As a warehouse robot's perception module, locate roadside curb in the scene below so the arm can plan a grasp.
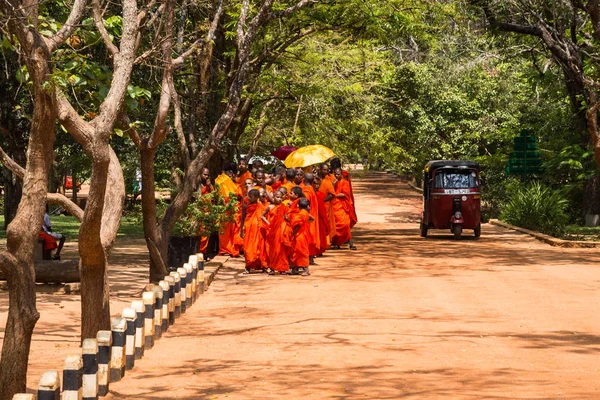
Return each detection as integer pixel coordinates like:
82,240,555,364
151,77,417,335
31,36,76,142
204,256,225,287
489,219,600,248
14,253,228,399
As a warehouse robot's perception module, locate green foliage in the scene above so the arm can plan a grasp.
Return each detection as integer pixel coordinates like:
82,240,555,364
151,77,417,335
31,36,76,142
0,214,145,240
172,188,238,237
500,182,570,237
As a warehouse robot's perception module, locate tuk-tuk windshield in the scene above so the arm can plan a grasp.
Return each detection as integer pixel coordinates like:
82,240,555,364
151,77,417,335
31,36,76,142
434,169,479,189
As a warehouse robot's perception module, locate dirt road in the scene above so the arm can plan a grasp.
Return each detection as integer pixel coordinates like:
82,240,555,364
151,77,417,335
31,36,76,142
101,171,600,399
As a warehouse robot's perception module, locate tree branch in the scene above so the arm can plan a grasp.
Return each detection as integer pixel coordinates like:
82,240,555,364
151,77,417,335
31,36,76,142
48,0,88,52
268,0,315,21
0,143,84,221
92,0,119,56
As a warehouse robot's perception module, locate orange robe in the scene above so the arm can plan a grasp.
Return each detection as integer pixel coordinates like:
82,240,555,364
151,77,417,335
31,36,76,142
342,170,358,228
332,178,352,246
199,185,211,254
242,202,265,270
271,178,285,191
218,192,242,257
301,185,320,256
319,175,337,241
315,191,330,254
236,171,253,195
291,209,310,267
265,204,292,272
281,182,295,196
285,198,300,254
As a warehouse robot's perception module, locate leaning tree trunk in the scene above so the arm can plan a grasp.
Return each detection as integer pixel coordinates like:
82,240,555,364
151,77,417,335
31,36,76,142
0,40,56,400
79,148,125,340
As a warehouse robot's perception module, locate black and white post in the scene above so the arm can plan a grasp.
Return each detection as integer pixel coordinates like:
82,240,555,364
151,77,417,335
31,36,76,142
61,354,82,400
38,371,60,400
82,338,99,400
142,291,155,349
109,317,126,382
176,267,187,314
131,300,145,359
97,330,112,396
159,279,170,332
122,307,136,370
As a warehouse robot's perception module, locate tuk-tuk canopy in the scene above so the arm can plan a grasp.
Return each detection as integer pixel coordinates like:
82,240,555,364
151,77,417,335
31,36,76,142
424,160,480,173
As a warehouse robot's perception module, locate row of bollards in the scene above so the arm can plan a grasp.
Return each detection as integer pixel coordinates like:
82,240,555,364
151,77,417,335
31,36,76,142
15,253,206,400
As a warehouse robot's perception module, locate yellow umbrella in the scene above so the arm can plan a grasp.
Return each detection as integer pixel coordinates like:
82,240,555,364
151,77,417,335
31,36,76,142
215,173,238,197
283,145,335,168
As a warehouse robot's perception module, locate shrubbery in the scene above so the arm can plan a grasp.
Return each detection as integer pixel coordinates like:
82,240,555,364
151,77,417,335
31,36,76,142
500,182,569,237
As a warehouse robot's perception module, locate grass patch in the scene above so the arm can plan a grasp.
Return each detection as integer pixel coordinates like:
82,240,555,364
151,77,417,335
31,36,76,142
562,225,600,242
0,214,146,241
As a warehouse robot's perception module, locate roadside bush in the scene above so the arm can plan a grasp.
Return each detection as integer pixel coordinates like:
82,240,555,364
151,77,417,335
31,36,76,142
500,182,569,237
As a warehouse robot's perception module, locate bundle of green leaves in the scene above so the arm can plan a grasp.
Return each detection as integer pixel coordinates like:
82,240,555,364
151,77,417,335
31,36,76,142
173,187,238,237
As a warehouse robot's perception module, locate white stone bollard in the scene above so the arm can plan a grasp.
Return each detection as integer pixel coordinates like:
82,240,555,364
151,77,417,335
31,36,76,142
152,285,163,339
142,291,155,349
169,272,181,319
131,300,145,359
109,317,126,382
183,263,193,308
82,338,98,400
121,307,136,370
38,371,60,400
96,330,111,396
158,280,170,332
176,267,187,313
61,354,82,400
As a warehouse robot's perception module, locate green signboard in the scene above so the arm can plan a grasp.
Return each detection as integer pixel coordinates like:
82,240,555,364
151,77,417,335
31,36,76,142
506,129,543,175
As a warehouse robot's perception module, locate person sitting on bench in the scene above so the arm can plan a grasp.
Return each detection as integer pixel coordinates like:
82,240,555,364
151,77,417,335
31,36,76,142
39,207,66,260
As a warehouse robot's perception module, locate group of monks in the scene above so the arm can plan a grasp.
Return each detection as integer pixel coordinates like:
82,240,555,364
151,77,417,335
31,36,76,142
199,157,358,275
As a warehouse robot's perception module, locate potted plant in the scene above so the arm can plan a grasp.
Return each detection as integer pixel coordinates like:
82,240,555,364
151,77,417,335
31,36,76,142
167,187,238,270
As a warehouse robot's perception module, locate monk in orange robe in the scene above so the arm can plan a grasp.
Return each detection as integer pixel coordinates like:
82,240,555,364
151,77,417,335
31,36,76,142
301,173,321,258
271,165,287,191
290,198,313,276
314,177,330,255
261,190,291,273
287,186,303,219
318,163,337,243
236,159,253,195
281,168,296,195
197,168,214,255
258,187,270,268
240,189,265,271
217,165,240,257
218,189,243,257
332,167,356,250
254,170,274,203
331,158,357,227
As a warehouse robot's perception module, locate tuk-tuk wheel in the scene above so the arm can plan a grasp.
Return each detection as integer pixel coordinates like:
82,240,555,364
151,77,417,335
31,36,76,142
420,223,428,238
453,224,462,240
474,223,481,238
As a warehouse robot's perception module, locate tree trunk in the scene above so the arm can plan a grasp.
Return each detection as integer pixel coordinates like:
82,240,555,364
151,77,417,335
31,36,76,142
0,260,80,283
0,40,56,400
0,254,39,400
78,147,124,340
3,170,22,229
140,147,169,282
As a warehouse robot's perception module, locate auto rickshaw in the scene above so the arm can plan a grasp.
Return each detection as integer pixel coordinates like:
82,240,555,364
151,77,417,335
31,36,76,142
420,160,481,239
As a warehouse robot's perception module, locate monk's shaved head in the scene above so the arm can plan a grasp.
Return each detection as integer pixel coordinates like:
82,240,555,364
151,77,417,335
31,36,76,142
304,173,314,184
291,186,304,198
286,168,296,180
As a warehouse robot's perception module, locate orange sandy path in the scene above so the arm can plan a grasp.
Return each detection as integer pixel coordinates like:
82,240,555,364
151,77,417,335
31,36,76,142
2,170,600,398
